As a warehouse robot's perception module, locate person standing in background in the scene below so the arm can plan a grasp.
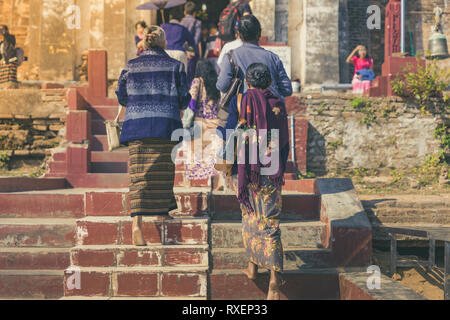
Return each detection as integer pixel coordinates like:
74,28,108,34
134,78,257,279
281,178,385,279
135,21,147,56
161,7,196,74
0,25,18,89
205,24,220,73
346,45,374,94
181,1,203,86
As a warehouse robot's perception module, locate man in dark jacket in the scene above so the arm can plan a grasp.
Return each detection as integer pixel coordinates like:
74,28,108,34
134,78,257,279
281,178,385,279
0,25,17,64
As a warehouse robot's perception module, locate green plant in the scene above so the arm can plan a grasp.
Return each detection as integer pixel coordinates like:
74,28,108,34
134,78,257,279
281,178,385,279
350,98,376,125
391,59,450,109
435,124,450,154
0,151,10,169
328,140,343,149
350,97,367,110
317,107,324,115
298,171,316,179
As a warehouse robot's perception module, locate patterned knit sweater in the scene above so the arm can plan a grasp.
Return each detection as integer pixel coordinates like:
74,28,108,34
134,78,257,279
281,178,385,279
116,47,191,144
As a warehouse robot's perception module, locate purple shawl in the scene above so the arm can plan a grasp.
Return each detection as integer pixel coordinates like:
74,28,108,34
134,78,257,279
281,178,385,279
237,88,290,212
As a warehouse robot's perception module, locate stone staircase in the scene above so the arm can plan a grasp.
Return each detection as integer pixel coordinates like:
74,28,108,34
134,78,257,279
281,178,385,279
0,50,373,300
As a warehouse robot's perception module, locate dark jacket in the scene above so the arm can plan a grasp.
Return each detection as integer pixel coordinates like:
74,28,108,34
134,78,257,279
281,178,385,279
0,33,16,63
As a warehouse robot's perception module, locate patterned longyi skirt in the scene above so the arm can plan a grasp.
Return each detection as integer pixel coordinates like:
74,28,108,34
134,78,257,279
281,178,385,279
128,137,178,217
235,176,284,273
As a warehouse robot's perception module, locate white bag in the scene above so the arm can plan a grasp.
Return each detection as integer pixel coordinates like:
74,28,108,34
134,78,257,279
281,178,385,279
105,106,123,152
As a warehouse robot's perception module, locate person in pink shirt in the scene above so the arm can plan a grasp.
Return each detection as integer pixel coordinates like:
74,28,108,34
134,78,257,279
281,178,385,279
346,45,374,94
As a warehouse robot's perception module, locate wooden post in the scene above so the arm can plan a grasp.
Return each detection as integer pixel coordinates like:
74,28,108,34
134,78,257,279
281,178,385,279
390,233,397,276
428,239,436,271
445,241,449,300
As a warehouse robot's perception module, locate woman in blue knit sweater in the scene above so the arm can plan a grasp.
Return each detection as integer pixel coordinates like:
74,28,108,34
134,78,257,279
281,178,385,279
116,26,191,246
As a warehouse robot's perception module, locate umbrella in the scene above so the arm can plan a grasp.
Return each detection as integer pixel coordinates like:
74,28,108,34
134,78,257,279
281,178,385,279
137,0,186,23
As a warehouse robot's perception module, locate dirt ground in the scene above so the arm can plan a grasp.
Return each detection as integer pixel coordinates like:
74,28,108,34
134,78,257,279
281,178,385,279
372,249,445,300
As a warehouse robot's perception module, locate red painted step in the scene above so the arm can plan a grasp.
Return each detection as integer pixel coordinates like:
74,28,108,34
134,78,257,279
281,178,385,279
91,151,129,163
0,248,70,270
0,270,64,299
209,269,340,300
211,193,321,220
75,217,208,246
91,162,129,174
91,135,108,151
92,119,107,135
88,106,124,122
70,245,208,268
0,219,76,248
0,177,67,193
211,247,334,270
63,267,207,298
65,173,130,188
0,193,84,218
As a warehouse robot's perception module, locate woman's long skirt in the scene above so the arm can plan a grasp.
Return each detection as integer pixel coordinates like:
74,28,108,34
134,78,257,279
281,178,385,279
0,62,18,89
128,137,178,217
235,176,284,272
352,74,371,94
184,118,221,181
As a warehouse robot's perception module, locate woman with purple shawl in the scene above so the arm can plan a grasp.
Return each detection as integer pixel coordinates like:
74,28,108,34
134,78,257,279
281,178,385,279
236,63,290,300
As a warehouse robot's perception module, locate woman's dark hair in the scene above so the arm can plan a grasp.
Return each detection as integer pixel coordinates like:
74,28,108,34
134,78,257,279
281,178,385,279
238,15,261,42
195,59,220,101
246,63,272,90
135,21,147,30
169,7,184,21
355,45,371,59
0,25,8,35
184,1,196,15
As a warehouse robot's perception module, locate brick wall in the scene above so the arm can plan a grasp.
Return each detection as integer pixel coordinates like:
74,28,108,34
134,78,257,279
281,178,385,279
0,88,67,168
287,94,448,176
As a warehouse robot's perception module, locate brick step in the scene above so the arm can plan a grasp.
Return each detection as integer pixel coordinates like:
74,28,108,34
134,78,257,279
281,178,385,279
0,177,67,193
366,208,450,225
209,269,340,300
372,223,450,242
211,220,326,249
91,151,129,163
211,193,320,221
60,296,207,300
91,135,108,151
0,218,76,248
48,161,66,175
92,119,107,135
70,244,208,268
0,192,85,218
76,217,208,246
211,247,334,270
0,270,64,299
65,173,130,188
88,105,124,122
63,266,207,298
360,195,449,209
91,162,129,174
0,248,70,270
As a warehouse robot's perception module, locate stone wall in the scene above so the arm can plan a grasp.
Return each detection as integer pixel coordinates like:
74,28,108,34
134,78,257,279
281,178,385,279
0,88,67,167
287,94,448,176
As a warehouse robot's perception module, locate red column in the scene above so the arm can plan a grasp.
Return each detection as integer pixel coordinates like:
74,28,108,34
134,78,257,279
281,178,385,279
384,0,402,62
88,50,108,100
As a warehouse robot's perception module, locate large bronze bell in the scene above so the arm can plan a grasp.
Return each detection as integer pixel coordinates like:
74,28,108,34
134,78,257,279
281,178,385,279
427,7,449,60
428,33,449,59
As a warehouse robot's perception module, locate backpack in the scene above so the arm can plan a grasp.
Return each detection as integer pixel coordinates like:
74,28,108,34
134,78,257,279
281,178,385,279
15,48,24,66
218,1,243,42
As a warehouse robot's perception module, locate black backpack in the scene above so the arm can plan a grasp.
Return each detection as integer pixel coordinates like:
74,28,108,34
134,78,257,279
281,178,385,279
218,1,243,42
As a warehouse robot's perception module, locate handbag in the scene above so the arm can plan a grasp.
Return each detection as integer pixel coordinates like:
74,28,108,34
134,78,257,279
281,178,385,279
105,106,124,152
217,52,243,122
214,93,245,176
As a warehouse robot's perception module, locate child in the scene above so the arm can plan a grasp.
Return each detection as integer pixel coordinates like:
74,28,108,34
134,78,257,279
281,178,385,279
205,24,220,73
346,45,374,94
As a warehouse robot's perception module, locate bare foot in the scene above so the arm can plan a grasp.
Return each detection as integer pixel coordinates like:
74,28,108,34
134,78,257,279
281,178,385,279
241,262,258,280
267,272,285,300
132,227,146,246
132,216,146,246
